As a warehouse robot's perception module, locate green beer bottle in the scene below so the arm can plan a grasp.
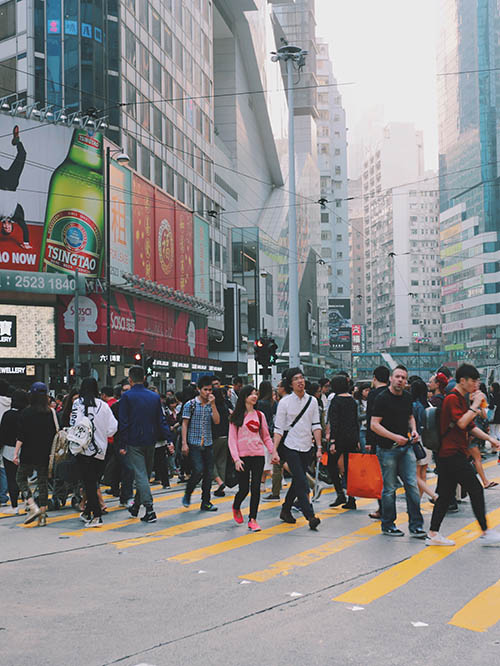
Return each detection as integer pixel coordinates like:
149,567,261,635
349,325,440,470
39,129,104,277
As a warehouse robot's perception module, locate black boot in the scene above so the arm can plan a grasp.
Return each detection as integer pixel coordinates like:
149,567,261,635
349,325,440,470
342,497,357,510
330,494,347,508
280,506,296,524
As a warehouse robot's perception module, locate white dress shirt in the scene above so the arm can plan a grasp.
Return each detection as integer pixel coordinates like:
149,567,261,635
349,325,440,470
274,392,321,452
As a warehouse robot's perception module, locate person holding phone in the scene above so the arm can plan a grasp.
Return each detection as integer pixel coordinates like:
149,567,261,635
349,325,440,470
371,365,426,538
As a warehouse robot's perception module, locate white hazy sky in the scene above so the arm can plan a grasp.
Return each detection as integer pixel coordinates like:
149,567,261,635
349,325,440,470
315,0,439,172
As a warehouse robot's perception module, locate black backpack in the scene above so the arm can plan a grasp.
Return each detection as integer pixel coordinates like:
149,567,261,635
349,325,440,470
422,394,455,453
421,406,441,452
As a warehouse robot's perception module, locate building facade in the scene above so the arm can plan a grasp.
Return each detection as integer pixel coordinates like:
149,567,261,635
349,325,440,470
438,0,500,370
362,123,441,353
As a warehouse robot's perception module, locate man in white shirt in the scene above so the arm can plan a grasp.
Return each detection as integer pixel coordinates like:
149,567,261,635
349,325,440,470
272,368,323,530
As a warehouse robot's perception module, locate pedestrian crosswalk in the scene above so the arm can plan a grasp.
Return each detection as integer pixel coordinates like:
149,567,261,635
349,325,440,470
2,460,500,634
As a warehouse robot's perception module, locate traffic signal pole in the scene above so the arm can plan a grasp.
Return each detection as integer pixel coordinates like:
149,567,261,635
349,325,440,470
73,269,80,380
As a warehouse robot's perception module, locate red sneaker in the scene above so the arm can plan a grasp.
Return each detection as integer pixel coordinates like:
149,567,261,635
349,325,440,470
248,518,261,532
232,507,243,524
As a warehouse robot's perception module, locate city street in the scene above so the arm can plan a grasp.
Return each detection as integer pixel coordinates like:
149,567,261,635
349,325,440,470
2,457,500,666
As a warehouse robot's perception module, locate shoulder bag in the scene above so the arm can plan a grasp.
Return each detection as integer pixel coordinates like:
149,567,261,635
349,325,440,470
48,409,69,479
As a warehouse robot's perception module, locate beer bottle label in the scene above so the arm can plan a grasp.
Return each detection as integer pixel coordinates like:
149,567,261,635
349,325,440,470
43,209,102,275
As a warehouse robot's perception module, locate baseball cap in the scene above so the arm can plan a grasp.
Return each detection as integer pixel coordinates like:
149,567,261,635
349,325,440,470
30,381,48,394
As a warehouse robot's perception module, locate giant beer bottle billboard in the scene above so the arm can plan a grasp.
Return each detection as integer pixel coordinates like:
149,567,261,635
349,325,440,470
39,129,104,277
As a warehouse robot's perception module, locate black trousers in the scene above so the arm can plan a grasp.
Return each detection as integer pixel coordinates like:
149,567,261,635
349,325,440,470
154,445,170,486
76,456,103,518
430,453,487,532
283,446,315,520
3,457,19,508
233,456,265,520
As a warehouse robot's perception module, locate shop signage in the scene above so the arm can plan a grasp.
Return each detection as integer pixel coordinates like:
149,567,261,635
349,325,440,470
0,315,16,347
0,270,85,295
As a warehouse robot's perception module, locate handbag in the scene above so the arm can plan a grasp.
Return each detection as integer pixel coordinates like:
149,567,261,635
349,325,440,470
346,453,383,499
412,441,427,461
278,396,313,459
48,409,69,479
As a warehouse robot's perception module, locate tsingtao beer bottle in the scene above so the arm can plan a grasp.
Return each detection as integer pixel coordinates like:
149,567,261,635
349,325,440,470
39,129,104,277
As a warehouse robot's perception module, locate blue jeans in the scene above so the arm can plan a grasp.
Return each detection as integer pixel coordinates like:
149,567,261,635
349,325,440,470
127,445,155,509
185,445,214,506
0,464,9,503
377,445,423,531
359,429,367,453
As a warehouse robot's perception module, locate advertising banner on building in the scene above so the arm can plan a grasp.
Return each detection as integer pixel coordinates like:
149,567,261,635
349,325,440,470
193,215,209,301
328,298,352,352
154,189,176,288
351,324,366,353
0,304,55,359
132,174,155,280
58,293,208,359
109,159,133,284
0,116,106,277
175,203,194,295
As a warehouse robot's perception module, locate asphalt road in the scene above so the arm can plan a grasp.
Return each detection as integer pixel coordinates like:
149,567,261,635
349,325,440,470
2,456,500,666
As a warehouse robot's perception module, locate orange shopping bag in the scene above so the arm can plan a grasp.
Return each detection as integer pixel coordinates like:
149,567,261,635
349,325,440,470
346,453,383,499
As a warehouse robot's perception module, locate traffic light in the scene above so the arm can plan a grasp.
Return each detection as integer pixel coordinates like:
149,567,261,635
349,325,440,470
145,356,154,375
268,338,278,365
134,351,142,363
69,367,76,378
254,337,279,367
254,338,267,365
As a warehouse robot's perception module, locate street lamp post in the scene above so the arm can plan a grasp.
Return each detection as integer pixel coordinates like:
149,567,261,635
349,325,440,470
105,146,129,384
271,44,308,368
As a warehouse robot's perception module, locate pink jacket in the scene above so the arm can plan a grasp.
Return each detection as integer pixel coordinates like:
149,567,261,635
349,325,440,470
228,410,274,462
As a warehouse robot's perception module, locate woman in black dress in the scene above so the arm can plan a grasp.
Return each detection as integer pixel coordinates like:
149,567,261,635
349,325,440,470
327,374,360,510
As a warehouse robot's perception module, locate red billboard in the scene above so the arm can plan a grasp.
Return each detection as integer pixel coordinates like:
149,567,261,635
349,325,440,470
58,292,208,359
132,174,155,280
154,189,176,287
175,203,194,295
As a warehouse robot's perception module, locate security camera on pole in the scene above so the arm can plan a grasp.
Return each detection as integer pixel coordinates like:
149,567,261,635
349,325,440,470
271,43,308,368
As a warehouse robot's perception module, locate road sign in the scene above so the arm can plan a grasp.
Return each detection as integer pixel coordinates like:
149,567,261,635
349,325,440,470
0,270,86,295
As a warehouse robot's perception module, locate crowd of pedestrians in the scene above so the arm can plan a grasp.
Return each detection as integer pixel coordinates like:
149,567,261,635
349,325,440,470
1,362,500,547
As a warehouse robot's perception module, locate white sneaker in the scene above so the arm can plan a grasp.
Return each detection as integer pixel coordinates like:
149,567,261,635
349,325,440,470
84,517,103,528
24,503,42,525
479,530,500,547
1,506,19,515
425,533,455,547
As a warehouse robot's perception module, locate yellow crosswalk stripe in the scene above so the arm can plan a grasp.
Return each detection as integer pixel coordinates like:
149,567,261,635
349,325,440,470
168,498,374,564
61,491,242,536
239,502,432,582
64,486,332,538
334,499,500,606
448,578,500,632
21,488,197,529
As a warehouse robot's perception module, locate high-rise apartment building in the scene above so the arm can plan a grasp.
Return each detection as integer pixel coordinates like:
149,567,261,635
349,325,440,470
438,0,500,368
316,40,349,301
362,123,441,352
348,177,365,326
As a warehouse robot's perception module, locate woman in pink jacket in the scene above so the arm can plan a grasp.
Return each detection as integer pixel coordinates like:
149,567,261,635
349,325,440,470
229,385,274,532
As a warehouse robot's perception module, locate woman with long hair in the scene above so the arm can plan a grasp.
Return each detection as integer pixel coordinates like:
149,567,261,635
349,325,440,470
70,377,117,527
59,388,79,428
0,389,28,514
211,387,230,497
14,383,56,526
327,375,359,510
228,385,274,532
411,380,438,502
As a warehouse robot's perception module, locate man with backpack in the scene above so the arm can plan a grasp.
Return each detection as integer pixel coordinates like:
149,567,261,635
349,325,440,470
119,366,172,523
426,364,500,547
181,375,220,511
